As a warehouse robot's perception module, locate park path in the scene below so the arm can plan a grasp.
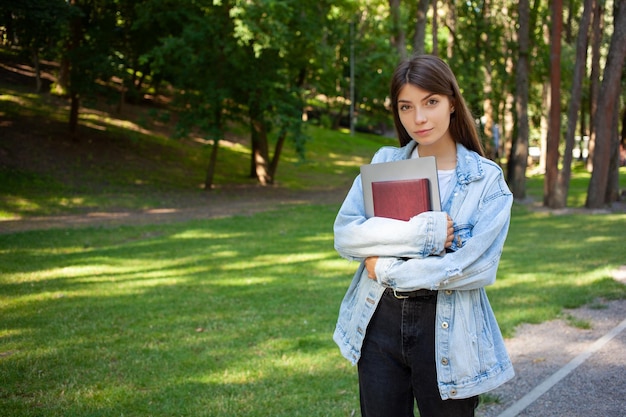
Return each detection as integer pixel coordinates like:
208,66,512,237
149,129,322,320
2,187,624,235
0,187,348,234
477,293,626,417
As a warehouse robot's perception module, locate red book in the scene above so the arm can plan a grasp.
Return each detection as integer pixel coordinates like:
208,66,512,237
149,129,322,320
371,178,431,221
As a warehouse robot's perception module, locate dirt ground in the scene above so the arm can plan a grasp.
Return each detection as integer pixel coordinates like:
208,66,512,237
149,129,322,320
0,186,348,234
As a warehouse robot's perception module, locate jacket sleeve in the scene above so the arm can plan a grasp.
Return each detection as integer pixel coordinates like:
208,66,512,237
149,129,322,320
374,174,512,291
333,173,449,261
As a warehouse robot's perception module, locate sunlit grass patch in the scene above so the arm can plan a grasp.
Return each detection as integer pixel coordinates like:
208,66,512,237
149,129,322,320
2,202,625,415
491,208,626,337
1,205,360,415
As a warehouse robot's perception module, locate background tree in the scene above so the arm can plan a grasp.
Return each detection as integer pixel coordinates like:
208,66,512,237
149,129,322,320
544,0,563,208
586,0,626,208
144,0,240,189
225,0,338,185
0,0,68,92
413,0,430,54
586,0,604,172
556,0,593,208
508,0,531,199
57,0,124,140
2,0,623,195
350,2,400,133
389,0,407,59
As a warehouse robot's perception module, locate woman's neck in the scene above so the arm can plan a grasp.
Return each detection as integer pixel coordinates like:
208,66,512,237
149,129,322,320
415,140,457,170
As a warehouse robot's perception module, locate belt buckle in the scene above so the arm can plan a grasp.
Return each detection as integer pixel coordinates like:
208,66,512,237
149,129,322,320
393,289,410,299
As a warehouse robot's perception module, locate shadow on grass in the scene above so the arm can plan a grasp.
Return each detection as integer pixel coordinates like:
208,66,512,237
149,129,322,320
0,205,360,416
489,207,626,337
1,204,625,415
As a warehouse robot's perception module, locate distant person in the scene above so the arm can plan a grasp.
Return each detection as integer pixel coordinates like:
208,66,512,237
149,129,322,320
493,123,500,158
332,55,514,417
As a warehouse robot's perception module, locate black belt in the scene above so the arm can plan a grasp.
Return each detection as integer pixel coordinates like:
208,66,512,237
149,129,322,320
385,287,437,299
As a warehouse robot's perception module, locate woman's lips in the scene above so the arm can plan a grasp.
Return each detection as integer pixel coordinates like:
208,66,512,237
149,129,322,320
414,128,432,136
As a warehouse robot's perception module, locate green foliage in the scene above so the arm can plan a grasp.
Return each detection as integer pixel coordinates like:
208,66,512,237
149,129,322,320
0,78,394,218
0,0,68,58
62,2,121,97
2,0,621,189
275,125,395,189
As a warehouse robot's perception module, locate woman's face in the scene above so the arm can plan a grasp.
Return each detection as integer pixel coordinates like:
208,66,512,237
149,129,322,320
397,84,455,148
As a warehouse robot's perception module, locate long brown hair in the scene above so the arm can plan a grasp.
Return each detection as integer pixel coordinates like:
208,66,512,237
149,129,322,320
390,55,485,156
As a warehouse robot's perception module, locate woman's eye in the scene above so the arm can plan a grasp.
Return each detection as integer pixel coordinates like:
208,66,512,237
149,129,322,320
399,104,411,111
427,99,439,106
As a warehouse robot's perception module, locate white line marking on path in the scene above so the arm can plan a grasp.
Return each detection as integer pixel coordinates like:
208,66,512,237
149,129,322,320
496,316,626,417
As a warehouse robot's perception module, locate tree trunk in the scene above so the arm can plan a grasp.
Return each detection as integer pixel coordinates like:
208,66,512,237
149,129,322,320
432,1,438,56
481,0,494,158
3,10,15,44
537,85,548,174
622,108,626,146
579,102,587,161
268,129,287,181
204,108,223,190
482,64,495,158
606,107,620,202
204,138,220,190
69,92,80,141
564,0,575,43
508,0,530,200
55,57,70,95
503,87,515,168
544,0,563,208
249,92,271,185
586,0,626,208
117,83,126,114
249,137,257,178
586,0,603,172
554,0,593,208
250,123,271,185
414,0,430,55
389,0,406,59
32,50,42,93
65,0,82,138
445,2,456,58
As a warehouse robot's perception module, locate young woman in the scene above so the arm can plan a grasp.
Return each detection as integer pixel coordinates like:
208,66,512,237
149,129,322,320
333,55,514,417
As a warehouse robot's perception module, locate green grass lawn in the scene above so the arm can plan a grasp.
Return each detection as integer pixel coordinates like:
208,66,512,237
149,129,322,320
1,200,625,416
1,64,626,415
1,205,359,416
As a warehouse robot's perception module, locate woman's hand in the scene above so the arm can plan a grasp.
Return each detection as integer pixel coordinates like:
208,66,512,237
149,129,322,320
445,215,454,249
365,256,379,280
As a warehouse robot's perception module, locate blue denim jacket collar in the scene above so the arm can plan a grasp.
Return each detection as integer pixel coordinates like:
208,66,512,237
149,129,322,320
398,140,484,184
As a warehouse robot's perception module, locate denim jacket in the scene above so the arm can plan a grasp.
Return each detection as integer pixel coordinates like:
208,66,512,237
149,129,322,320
333,141,515,400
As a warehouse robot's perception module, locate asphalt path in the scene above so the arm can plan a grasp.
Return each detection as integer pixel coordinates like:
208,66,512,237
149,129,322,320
478,295,626,417
498,316,626,416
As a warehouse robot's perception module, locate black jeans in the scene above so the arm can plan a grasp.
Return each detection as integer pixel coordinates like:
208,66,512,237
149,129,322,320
358,289,478,417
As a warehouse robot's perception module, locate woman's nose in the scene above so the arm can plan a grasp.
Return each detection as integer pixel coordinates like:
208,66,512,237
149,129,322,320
415,108,427,124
